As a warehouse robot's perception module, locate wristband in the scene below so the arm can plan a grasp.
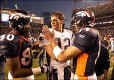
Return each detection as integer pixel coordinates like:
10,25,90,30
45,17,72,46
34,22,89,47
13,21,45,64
53,46,62,58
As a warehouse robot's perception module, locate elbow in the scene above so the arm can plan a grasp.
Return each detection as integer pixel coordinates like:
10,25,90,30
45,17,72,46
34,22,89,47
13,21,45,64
57,53,68,62
10,70,22,78
10,71,19,78
57,57,67,62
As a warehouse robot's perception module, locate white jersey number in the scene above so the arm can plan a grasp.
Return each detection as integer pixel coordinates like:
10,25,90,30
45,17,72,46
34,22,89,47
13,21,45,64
56,38,70,50
0,34,14,41
21,48,32,66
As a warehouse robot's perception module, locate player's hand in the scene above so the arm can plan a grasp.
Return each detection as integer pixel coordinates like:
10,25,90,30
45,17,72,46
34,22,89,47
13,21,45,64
42,25,57,47
41,64,48,73
38,33,50,47
32,67,41,74
42,25,54,42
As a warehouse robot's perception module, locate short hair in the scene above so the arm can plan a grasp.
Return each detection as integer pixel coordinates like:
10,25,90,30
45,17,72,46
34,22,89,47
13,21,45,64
51,11,64,21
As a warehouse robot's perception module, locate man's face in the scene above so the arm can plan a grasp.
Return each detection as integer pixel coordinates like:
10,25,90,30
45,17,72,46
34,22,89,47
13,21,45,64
51,15,62,31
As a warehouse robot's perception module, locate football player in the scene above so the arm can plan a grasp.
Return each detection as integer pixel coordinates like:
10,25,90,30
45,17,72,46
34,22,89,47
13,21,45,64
0,9,44,80
42,9,101,80
49,11,74,80
39,11,74,80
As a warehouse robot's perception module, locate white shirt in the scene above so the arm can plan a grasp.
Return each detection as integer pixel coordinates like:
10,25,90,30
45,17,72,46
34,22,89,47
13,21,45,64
49,28,74,68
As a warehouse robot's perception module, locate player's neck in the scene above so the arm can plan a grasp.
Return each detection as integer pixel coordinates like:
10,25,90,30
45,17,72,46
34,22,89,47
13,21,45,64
55,26,63,32
52,27,63,32
55,28,63,32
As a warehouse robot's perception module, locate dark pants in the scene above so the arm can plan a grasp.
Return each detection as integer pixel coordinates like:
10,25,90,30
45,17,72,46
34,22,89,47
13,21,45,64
48,66,71,80
111,67,114,80
0,61,5,80
64,66,71,80
48,69,58,80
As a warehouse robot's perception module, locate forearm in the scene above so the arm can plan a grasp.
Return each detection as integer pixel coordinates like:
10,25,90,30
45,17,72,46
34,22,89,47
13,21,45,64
57,50,70,62
10,68,33,78
45,45,67,62
45,45,56,59
45,45,81,63
45,46,67,63
6,58,32,77
6,57,41,78
9,67,41,78
57,46,82,62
